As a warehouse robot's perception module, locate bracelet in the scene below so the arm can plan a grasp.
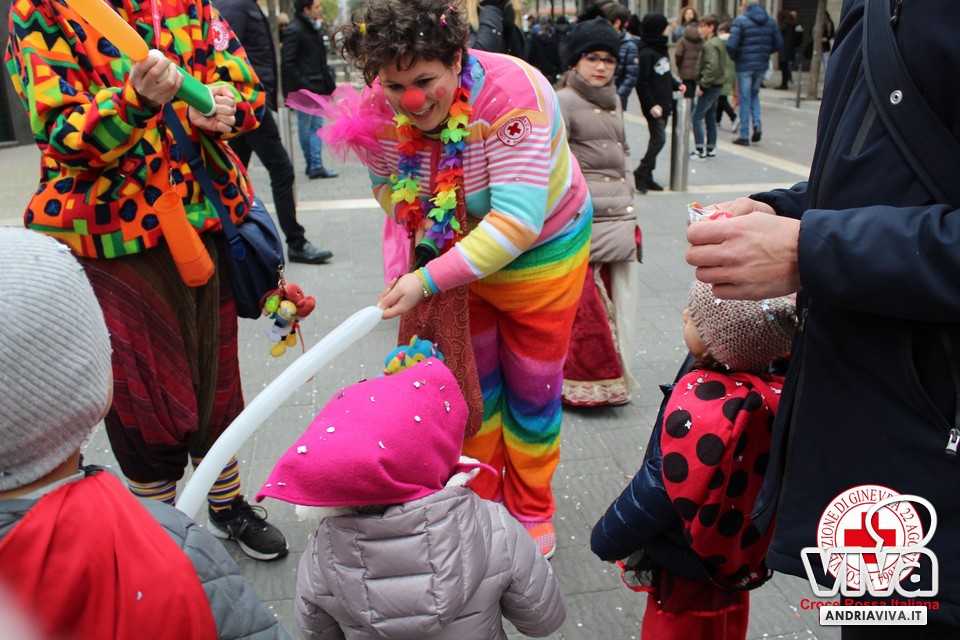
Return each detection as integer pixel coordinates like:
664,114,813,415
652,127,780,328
414,269,432,300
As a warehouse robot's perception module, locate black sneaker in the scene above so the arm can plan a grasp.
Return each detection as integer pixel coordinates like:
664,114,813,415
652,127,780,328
732,137,750,146
752,128,762,143
208,497,288,561
647,179,664,191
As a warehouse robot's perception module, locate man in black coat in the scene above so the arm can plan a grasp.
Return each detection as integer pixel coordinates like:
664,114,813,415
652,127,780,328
688,1,960,634
216,0,332,264
281,0,338,180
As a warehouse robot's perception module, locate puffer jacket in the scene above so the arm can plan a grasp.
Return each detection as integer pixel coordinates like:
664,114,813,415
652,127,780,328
0,467,289,640
295,487,565,639
673,27,703,81
613,32,640,108
750,0,960,625
557,70,637,265
590,381,711,579
726,3,782,72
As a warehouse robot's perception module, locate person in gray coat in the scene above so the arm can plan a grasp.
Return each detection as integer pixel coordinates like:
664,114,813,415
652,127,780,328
257,359,565,640
556,17,640,407
0,228,288,640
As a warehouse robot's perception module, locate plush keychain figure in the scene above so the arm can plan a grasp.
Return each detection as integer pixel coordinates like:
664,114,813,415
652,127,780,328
262,281,317,357
382,335,445,375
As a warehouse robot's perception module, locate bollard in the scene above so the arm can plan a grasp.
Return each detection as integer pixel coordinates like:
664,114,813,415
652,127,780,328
795,65,804,108
670,94,691,192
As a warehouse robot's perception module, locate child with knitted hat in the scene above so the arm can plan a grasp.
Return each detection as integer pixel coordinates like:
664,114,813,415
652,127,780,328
257,359,565,639
591,280,796,640
0,228,288,640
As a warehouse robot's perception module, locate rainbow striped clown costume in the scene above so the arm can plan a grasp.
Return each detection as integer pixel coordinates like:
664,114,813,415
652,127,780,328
367,50,593,524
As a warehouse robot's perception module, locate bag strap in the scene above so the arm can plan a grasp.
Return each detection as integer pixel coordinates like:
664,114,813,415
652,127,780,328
861,0,960,208
161,103,247,260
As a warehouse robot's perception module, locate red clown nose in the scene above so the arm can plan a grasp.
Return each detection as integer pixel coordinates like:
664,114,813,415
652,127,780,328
400,87,426,112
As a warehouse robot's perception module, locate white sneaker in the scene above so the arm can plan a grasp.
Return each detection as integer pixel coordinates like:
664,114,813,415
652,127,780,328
689,150,706,161
729,116,740,133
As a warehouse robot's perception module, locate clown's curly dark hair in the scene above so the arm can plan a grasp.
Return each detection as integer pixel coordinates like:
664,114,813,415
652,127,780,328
335,0,469,86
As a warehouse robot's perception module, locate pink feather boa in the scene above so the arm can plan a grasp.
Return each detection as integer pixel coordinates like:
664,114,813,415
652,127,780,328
284,84,394,165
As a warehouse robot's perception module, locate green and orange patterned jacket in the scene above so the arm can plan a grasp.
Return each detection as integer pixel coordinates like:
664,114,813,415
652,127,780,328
5,0,264,259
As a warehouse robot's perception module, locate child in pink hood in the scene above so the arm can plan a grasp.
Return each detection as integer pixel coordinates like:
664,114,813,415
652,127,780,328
257,359,565,639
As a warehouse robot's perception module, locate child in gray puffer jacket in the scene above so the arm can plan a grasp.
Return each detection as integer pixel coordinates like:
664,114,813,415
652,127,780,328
257,359,565,639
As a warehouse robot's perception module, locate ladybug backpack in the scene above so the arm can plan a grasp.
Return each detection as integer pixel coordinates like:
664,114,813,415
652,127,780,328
660,369,784,589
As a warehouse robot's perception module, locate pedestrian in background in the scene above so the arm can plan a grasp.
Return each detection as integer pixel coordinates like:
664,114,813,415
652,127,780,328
598,1,640,110
715,21,739,133
775,9,798,90
670,5,699,43
465,0,526,57
557,17,640,407
217,0,333,264
282,0,339,179
689,15,727,160
631,12,684,194
674,17,703,98
525,16,562,85
726,0,782,145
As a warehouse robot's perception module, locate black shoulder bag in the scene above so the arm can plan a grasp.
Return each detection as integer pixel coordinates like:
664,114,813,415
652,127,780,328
162,104,285,319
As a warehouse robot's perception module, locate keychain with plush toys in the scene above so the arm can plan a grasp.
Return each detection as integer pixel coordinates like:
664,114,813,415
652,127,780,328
261,276,317,357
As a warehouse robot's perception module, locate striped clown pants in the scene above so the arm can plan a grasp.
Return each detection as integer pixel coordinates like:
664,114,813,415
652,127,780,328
462,211,591,522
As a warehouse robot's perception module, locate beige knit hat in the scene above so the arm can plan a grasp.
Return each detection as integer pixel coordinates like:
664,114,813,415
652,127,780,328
688,281,796,373
0,228,112,491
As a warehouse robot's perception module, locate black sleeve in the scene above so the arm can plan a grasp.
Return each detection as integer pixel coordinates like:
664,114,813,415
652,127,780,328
469,4,506,52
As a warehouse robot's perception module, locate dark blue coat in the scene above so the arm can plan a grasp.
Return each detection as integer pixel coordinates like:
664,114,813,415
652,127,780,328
591,363,712,580
751,0,960,625
726,3,782,72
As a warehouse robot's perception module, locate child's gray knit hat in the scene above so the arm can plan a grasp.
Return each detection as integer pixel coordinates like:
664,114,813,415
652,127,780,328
688,281,797,372
0,228,112,491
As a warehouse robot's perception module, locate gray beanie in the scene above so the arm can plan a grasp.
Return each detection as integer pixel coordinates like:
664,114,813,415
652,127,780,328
688,281,796,373
0,228,112,491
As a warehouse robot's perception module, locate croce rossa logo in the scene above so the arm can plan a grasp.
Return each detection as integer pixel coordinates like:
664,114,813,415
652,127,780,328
799,484,939,623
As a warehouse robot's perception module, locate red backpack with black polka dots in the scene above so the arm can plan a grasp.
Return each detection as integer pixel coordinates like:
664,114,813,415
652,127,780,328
660,369,784,589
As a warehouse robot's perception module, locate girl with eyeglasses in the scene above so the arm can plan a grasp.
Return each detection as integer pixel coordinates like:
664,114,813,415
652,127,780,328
556,18,641,409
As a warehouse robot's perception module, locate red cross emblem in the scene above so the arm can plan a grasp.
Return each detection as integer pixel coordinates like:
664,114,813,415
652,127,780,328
496,116,532,147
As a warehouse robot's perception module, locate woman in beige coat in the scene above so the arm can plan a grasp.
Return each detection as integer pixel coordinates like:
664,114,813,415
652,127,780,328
557,18,640,406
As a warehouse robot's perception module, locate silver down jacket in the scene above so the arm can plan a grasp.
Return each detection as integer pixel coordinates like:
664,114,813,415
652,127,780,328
294,486,565,639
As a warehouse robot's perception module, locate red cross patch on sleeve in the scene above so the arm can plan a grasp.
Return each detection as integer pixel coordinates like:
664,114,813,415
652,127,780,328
211,18,230,51
496,115,532,147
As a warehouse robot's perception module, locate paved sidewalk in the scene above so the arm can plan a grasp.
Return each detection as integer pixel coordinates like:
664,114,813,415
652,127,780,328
3,87,838,639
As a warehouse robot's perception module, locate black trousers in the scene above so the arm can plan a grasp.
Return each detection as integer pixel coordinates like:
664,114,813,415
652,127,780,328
229,109,306,250
716,95,736,123
635,115,667,182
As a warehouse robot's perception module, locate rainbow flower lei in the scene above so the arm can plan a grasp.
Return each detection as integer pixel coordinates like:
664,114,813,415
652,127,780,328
389,57,475,255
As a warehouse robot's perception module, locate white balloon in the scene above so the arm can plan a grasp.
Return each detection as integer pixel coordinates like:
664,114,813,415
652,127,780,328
176,305,384,519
